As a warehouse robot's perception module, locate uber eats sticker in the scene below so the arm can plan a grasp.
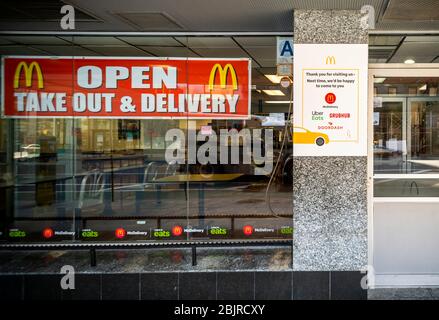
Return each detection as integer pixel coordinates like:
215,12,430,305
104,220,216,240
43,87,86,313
153,228,171,238
8,229,26,238
280,226,293,235
81,229,99,238
209,226,228,236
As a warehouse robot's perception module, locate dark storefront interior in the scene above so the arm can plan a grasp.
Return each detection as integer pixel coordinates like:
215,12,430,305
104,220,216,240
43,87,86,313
1,32,439,244
0,35,296,244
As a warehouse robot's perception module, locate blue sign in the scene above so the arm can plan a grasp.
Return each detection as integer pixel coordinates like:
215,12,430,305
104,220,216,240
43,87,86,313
277,37,294,64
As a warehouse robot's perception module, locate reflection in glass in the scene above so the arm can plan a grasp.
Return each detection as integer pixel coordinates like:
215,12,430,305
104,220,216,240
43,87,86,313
373,99,405,174
374,77,439,197
0,35,293,243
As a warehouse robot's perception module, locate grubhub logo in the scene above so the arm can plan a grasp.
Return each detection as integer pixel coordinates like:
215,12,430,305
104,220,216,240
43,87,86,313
13,61,44,89
208,63,238,91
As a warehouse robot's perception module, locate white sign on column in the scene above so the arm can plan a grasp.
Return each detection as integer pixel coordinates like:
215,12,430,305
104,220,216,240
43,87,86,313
293,44,368,156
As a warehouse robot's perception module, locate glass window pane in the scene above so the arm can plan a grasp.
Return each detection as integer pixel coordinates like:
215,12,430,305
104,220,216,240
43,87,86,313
374,77,439,197
1,35,293,243
2,36,77,242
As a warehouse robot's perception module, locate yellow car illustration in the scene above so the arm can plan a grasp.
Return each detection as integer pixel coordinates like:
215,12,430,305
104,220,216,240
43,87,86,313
292,127,329,146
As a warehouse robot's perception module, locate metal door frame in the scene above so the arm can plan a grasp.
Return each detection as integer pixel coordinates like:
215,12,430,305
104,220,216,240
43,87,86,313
374,96,408,173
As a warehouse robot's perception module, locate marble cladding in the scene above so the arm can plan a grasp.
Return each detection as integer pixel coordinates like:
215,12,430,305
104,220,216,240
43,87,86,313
292,10,368,271
292,157,367,271
294,10,368,44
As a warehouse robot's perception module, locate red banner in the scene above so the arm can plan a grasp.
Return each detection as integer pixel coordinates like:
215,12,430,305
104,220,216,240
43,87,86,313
2,57,251,119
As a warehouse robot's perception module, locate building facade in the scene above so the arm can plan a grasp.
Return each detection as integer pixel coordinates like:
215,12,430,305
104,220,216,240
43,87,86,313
1,0,439,300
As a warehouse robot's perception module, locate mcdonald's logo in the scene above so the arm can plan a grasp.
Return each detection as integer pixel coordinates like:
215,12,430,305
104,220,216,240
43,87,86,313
208,63,238,91
325,92,336,104
325,56,336,65
13,61,44,89
115,228,126,239
243,225,253,236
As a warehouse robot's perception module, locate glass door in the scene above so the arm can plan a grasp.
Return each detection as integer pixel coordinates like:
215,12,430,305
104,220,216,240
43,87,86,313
373,77,439,196
373,97,407,175
370,65,439,287
407,97,439,171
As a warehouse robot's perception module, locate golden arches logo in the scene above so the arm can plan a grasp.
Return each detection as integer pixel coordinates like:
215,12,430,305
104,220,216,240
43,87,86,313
325,56,336,65
208,63,238,91
13,61,44,89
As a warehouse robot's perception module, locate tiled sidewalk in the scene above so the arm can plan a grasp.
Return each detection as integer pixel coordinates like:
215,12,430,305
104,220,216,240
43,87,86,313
1,248,438,300
0,246,292,274
369,288,439,300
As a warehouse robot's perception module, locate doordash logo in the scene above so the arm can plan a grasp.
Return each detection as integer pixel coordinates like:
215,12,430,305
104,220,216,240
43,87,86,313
208,63,238,91
13,61,44,89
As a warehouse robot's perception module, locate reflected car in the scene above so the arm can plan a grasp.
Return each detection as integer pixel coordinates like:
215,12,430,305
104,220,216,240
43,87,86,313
21,144,41,158
292,127,329,146
22,144,41,152
373,145,400,158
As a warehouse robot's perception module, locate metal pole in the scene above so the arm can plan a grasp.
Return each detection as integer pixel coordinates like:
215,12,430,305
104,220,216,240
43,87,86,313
191,245,197,266
90,248,97,267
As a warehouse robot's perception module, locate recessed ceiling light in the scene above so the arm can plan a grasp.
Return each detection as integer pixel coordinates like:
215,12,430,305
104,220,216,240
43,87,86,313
374,78,386,83
264,74,282,84
262,90,285,96
404,58,415,64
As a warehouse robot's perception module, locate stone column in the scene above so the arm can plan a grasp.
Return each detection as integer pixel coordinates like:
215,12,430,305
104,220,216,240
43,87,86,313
292,10,368,299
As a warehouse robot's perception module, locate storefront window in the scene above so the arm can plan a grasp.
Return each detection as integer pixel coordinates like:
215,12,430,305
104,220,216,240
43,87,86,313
0,35,293,243
374,77,439,197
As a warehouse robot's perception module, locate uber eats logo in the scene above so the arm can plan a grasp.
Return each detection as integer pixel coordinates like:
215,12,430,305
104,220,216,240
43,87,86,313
209,227,227,235
81,229,99,238
153,229,170,238
312,111,324,121
280,226,293,235
9,229,26,238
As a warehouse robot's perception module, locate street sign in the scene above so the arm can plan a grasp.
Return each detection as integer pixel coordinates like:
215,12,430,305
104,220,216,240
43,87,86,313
280,76,292,88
